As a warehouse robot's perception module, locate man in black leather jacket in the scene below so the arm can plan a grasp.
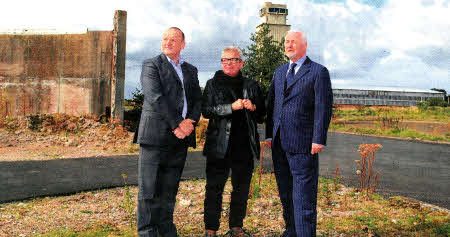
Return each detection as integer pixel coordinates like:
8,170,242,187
201,46,265,237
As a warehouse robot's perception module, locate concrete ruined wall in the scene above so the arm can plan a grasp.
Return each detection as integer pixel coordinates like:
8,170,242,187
0,10,126,119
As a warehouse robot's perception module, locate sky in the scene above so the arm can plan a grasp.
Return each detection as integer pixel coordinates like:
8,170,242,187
1,0,449,98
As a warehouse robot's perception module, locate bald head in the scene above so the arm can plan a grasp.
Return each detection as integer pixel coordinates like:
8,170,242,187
284,30,308,62
167,27,185,41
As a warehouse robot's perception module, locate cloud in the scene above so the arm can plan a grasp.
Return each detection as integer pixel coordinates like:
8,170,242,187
284,0,449,92
2,0,449,98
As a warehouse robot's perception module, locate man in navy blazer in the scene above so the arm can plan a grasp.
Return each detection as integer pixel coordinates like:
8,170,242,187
266,30,333,237
135,27,202,237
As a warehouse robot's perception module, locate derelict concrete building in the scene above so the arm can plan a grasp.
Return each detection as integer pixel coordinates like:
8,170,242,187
0,10,126,120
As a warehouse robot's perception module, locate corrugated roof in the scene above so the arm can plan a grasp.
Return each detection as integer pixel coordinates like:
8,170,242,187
331,85,443,94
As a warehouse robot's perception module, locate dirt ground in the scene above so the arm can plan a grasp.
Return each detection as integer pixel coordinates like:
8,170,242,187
1,113,447,162
0,117,138,162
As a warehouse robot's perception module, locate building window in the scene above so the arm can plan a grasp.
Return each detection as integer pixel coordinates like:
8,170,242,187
260,8,265,15
268,8,287,14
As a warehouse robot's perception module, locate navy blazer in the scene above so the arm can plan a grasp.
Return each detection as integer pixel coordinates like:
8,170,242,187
266,57,333,153
136,54,202,148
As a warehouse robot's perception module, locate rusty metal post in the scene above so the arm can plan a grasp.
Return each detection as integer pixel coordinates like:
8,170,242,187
111,10,127,122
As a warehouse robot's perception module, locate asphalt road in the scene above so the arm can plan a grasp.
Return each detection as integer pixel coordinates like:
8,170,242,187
317,133,449,209
1,132,449,209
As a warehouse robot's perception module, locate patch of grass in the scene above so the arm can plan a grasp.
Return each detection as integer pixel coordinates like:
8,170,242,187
37,228,78,237
334,106,450,122
38,223,136,237
1,174,449,236
41,152,62,159
330,124,450,142
121,174,136,227
433,222,450,236
127,144,139,153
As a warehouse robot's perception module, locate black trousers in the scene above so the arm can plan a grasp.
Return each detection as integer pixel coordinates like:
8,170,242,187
137,142,187,237
204,148,254,231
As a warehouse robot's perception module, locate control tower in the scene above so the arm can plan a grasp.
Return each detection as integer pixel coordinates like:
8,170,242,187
257,2,291,43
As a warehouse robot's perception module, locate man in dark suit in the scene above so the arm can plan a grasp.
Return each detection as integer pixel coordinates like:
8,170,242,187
135,27,202,237
266,30,333,237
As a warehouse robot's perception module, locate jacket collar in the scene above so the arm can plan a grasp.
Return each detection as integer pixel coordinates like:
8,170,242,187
285,56,311,90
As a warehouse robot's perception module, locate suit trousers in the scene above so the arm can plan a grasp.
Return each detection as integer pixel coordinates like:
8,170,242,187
204,148,254,231
272,133,319,237
137,141,188,237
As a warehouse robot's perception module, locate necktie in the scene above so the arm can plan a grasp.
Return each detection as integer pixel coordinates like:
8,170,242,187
285,63,297,92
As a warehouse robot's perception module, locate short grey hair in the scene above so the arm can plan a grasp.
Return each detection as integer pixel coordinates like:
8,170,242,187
222,46,243,58
286,30,307,43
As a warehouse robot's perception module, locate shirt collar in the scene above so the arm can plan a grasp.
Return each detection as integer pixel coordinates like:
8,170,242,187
289,55,307,68
166,54,184,66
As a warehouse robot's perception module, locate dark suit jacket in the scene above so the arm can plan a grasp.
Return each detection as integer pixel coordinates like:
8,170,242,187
135,53,202,148
266,56,333,153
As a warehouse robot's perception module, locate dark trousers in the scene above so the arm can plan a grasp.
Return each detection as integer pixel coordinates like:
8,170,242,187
204,149,254,231
137,142,187,237
272,134,319,237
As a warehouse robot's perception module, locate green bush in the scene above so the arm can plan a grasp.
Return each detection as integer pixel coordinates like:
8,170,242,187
130,88,144,113
27,114,44,131
427,97,448,107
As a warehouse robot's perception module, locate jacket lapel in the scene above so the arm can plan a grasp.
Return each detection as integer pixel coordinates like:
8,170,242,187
181,63,189,87
181,63,190,104
160,54,182,87
278,63,289,98
286,57,311,91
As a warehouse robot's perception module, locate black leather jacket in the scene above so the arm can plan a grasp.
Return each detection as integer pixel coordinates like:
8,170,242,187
201,75,265,159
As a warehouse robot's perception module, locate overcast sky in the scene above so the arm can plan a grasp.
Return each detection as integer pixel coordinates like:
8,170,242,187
2,0,449,98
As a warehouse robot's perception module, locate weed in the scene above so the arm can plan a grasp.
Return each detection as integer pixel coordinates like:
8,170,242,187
196,118,209,148
127,144,139,153
41,152,62,159
433,222,450,235
26,114,44,130
319,177,333,206
333,164,341,192
355,216,379,232
36,228,78,237
5,116,19,132
407,212,431,231
330,105,449,123
248,140,272,200
355,144,382,197
121,174,136,228
2,174,449,236
248,167,262,200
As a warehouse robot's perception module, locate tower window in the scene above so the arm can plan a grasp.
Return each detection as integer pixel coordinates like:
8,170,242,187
267,8,287,14
260,8,265,15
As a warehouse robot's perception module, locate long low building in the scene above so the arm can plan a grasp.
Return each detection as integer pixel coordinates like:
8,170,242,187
332,87,446,106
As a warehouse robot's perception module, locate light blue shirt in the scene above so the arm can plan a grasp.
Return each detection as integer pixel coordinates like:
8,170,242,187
166,55,187,119
287,55,307,76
